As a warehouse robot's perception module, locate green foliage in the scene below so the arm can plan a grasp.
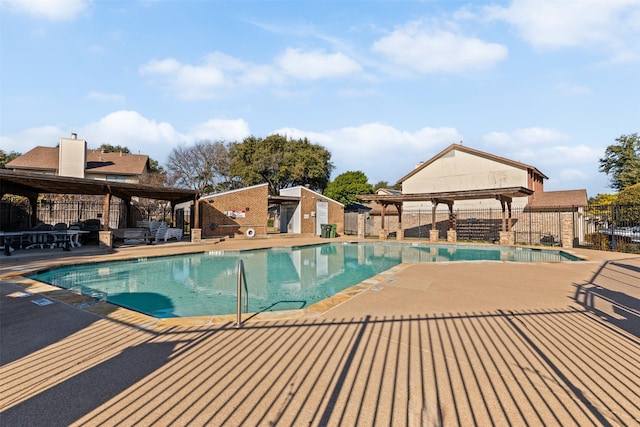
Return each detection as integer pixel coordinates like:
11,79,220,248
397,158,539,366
0,149,21,168
588,193,617,205
612,183,640,225
229,134,333,195
599,133,640,191
373,180,401,192
148,158,165,175
616,182,640,204
585,232,610,251
97,143,131,154
324,171,374,205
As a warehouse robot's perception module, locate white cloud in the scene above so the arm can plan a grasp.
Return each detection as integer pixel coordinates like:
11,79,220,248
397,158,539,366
1,112,253,165
1,125,64,153
276,48,362,80
79,110,187,161
483,127,569,147
526,144,602,167
86,91,125,103
274,123,462,183
188,119,251,142
140,48,362,99
480,130,603,190
139,55,233,100
488,0,640,62
2,0,89,21
554,82,593,96
372,21,508,74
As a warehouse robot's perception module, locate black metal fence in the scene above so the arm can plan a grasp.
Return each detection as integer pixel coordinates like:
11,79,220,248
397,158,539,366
346,203,640,253
1,195,176,233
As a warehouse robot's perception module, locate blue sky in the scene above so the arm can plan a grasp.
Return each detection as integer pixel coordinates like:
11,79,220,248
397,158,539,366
1,0,639,197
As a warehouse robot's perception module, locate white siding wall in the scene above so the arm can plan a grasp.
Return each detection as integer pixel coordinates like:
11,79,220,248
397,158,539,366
58,137,87,178
402,149,530,211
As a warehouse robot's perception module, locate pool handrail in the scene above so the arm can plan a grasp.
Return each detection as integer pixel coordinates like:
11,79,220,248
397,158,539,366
235,259,249,328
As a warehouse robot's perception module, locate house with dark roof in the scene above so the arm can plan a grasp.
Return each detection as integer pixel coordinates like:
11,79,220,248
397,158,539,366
6,133,149,183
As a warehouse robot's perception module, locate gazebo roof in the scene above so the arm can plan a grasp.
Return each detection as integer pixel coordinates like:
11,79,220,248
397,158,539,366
0,169,198,204
358,187,534,205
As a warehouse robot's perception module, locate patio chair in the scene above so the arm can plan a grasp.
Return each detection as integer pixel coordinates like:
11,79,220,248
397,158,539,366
50,223,70,248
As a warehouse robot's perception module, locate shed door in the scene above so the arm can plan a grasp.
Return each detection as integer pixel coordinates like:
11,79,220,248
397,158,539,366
316,200,328,235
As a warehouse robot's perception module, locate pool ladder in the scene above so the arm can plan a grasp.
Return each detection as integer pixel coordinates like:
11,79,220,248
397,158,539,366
235,259,249,328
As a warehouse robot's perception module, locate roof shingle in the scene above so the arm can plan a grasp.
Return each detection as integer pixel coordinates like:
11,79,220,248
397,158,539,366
6,146,149,176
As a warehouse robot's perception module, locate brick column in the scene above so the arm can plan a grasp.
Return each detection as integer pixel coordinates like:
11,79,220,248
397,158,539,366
499,231,514,245
357,214,365,239
99,230,112,248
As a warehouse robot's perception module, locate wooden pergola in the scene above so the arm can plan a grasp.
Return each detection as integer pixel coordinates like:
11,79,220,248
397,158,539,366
0,169,199,231
358,187,534,239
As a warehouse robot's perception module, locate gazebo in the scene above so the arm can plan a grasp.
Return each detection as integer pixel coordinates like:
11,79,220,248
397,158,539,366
1,169,200,245
357,186,534,243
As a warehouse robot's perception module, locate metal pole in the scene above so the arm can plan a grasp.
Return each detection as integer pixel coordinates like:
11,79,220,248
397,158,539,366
235,259,243,328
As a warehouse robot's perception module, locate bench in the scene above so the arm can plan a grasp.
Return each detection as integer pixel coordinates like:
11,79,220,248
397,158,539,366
112,228,153,245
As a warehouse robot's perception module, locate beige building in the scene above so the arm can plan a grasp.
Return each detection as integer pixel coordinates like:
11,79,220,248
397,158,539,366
356,143,588,246
398,143,546,211
6,133,149,183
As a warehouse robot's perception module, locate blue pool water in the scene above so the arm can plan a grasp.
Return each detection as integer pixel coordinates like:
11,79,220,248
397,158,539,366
28,242,580,318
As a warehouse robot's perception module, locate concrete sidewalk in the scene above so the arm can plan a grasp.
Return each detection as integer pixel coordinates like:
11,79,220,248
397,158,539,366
1,238,639,426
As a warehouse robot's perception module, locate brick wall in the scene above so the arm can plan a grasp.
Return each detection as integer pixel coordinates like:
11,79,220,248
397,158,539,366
298,187,344,234
200,185,269,238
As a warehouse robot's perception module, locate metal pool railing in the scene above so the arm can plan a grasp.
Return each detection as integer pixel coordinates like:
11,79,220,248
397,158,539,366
235,259,249,328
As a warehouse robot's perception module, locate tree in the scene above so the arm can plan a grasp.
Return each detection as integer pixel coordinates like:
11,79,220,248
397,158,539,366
599,133,640,191
0,149,21,168
96,143,131,154
324,171,374,205
372,180,401,192
609,183,640,228
588,193,618,205
229,134,333,194
166,141,233,193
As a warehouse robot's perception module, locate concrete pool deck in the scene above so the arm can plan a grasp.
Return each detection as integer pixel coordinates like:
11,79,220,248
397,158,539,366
1,236,639,425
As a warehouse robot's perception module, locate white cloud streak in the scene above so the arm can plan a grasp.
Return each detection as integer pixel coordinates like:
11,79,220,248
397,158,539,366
276,48,362,80
487,0,640,62
2,0,89,21
372,21,508,74
274,124,462,183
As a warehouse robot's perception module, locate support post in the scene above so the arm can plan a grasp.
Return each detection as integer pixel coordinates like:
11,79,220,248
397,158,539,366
379,203,387,240
103,193,111,231
395,202,404,240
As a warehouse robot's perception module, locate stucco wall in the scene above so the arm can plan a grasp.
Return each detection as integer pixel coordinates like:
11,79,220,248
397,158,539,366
402,149,530,211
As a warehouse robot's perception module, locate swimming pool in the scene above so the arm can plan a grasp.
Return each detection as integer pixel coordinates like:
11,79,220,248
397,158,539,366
28,242,580,318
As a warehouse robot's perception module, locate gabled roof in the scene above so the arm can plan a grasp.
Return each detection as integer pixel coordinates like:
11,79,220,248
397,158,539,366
526,190,588,210
6,146,149,176
199,183,268,201
377,188,401,195
396,144,548,184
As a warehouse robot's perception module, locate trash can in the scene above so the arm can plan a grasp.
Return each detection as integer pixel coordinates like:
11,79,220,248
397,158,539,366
330,224,337,238
320,224,330,238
